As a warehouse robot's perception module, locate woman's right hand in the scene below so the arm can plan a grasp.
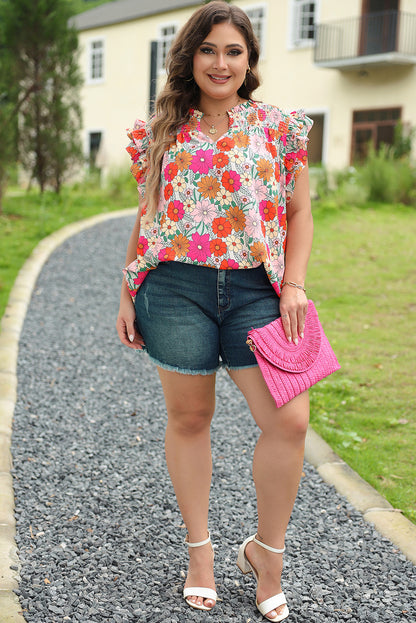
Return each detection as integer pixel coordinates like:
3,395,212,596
116,295,145,350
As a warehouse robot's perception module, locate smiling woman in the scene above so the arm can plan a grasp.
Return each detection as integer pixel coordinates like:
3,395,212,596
116,2,314,621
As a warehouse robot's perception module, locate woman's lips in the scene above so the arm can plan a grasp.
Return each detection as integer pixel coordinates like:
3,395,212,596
208,74,231,84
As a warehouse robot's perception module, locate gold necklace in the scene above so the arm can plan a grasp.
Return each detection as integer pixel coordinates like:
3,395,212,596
200,98,241,136
201,115,227,136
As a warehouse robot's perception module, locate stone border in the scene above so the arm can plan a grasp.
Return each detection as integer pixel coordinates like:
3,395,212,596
0,208,415,620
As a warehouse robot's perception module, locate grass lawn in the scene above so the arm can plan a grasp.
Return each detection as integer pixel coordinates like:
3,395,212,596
1,187,415,523
308,201,416,523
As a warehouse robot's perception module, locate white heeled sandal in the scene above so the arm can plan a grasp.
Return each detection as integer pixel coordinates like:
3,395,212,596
183,532,217,612
237,534,289,622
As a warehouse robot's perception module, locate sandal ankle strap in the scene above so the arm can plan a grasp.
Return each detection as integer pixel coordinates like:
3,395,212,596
185,531,211,548
253,535,285,554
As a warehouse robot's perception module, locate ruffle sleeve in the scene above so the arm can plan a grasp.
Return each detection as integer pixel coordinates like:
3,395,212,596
282,110,313,198
126,119,151,198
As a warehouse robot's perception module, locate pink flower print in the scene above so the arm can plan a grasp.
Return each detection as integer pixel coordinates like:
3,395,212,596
250,134,268,156
187,232,211,262
190,149,214,174
136,236,149,256
252,178,268,202
220,259,239,269
245,209,263,238
192,199,216,225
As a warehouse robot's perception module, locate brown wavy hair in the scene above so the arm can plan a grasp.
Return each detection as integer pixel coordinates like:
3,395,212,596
144,0,261,217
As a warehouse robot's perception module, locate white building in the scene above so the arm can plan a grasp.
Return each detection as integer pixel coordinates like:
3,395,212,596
72,0,416,178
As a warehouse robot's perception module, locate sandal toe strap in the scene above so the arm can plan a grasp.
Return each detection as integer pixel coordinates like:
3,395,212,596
257,591,287,616
183,587,217,602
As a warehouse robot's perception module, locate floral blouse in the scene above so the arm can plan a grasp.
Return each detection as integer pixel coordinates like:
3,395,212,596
124,100,312,300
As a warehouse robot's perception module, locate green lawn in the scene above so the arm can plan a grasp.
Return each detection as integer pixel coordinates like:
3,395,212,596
1,188,415,522
308,202,416,523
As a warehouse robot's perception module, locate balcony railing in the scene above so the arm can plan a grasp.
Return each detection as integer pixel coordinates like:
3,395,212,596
314,11,416,69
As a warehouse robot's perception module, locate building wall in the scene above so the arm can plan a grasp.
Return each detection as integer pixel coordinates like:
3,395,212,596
77,0,416,178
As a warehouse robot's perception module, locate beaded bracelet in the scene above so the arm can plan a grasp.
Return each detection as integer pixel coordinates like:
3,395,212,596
281,281,306,293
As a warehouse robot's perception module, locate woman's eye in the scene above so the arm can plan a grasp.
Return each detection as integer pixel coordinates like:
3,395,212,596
228,49,242,56
200,47,214,54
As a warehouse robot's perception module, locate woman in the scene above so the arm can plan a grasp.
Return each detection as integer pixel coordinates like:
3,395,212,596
116,2,313,621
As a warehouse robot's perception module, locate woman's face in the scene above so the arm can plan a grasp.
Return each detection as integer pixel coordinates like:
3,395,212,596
192,22,249,107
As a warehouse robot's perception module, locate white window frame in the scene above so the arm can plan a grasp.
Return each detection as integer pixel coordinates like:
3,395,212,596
87,37,105,84
157,22,178,73
288,0,319,50
245,3,267,59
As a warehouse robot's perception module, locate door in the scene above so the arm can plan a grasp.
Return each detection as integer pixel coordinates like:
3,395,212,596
360,0,399,55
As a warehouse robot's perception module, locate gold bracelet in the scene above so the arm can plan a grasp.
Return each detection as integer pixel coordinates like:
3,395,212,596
281,281,306,293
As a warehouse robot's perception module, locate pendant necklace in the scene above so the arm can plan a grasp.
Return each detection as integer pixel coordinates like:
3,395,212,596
201,98,241,136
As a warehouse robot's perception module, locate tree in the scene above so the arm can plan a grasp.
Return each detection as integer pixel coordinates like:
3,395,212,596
1,0,83,197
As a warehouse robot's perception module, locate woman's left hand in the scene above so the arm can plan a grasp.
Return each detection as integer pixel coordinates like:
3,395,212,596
279,288,308,344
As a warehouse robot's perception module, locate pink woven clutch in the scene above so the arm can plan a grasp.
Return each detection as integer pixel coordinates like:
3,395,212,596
247,300,340,408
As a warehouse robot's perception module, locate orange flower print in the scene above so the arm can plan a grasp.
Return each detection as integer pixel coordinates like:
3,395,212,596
171,233,190,258
213,152,229,168
175,151,193,170
164,162,178,181
164,183,173,200
216,136,235,152
256,159,273,181
258,109,266,122
226,205,246,232
266,142,277,159
210,238,227,257
212,217,232,238
234,131,250,148
259,200,276,222
197,176,220,199
247,111,257,125
158,247,176,262
275,162,281,182
132,127,147,141
222,170,241,193
220,258,239,269
130,162,145,183
284,153,296,172
167,200,185,222
250,242,267,262
279,121,289,135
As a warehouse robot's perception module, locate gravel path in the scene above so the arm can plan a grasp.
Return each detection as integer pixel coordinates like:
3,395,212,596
12,216,415,623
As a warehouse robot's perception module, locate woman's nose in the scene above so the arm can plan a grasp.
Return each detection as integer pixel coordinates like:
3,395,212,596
214,53,227,70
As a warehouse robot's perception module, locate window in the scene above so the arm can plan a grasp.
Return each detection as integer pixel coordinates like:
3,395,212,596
289,0,317,48
158,24,177,72
88,131,102,170
88,39,104,82
246,5,267,57
307,113,325,165
351,108,401,162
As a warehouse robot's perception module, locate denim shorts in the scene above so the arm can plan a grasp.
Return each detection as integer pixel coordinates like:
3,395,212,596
134,261,281,375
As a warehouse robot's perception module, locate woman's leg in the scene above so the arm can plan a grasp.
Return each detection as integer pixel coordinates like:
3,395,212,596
157,368,217,609
228,366,309,619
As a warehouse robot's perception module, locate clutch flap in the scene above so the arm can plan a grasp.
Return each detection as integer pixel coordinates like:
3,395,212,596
247,300,322,373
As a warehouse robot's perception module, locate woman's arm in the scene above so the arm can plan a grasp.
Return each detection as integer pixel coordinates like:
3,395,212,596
280,163,313,344
116,205,145,349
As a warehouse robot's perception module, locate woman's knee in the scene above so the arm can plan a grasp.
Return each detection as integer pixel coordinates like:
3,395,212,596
167,403,214,436
278,392,310,441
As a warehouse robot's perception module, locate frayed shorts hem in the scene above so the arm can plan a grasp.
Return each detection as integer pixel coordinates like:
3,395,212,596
138,350,258,376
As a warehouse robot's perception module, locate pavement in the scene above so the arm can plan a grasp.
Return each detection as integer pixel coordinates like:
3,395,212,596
0,209,415,622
